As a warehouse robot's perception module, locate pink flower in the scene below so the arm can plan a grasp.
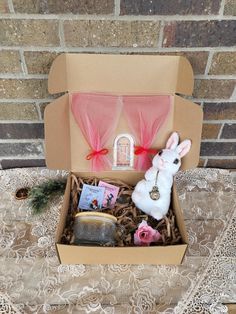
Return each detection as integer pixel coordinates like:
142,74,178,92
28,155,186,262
134,220,161,246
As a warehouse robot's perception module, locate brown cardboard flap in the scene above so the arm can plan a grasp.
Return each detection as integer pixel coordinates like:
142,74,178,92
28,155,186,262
172,183,188,243
44,94,71,170
45,94,202,171
48,53,194,95
55,176,71,243
174,95,203,170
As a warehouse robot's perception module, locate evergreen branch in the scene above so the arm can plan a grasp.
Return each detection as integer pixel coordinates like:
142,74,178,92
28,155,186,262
28,179,67,214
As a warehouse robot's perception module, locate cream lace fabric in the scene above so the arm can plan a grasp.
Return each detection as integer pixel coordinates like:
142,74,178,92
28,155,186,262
0,168,235,313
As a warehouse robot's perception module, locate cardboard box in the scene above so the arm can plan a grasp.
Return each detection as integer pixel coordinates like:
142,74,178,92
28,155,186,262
45,53,203,265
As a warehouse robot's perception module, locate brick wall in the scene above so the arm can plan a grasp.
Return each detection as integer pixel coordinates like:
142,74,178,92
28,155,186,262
0,0,235,169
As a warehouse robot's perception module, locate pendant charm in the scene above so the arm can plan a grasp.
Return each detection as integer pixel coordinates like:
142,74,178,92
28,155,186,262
149,186,160,200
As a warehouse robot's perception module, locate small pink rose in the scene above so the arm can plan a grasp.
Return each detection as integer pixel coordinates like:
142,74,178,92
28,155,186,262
134,220,161,246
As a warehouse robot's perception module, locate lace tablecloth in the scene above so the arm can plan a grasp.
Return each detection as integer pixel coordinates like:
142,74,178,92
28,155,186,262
0,168,235,314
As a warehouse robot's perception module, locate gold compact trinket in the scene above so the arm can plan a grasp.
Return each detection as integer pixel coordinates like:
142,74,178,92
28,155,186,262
149,186,160,200
149,170,160,200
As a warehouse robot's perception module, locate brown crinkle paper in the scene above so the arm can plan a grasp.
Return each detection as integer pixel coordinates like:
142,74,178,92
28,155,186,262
61,174,182,247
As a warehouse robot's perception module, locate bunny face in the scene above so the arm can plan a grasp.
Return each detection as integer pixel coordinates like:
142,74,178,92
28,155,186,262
152,132,191,175
152,149,181,175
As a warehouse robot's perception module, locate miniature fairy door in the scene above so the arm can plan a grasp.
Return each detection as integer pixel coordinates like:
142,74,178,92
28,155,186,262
113,134,134,170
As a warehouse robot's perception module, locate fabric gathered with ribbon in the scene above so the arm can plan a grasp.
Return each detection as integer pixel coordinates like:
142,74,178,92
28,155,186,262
71,93,172,171
86,148,109,161
71,93,123,172
134,146,158,156
123,95,171,170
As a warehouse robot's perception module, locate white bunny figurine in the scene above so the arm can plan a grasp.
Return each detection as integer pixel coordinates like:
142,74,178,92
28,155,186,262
132,132,191,220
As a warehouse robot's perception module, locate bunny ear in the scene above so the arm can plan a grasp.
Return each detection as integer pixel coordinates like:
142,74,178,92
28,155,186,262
177,140,191,158
166,132,179,150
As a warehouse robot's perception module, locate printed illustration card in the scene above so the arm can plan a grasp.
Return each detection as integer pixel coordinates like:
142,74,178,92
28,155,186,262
98,181,120,208
78,184,105,210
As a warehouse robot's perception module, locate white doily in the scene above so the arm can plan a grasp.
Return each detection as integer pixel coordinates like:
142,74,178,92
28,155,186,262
0,168,235,313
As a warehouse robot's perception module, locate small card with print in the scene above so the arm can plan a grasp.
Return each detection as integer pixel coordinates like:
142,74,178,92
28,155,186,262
78,184,105,210
98,181,120,208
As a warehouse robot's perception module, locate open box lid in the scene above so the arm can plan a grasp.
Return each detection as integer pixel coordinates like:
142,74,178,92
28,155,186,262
48,53,194,95
45,53,203,172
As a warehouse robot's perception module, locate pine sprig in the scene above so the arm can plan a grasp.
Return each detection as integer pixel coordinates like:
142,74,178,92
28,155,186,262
28,179,67,214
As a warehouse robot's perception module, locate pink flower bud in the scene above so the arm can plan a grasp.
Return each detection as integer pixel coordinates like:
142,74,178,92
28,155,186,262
134,220,161,246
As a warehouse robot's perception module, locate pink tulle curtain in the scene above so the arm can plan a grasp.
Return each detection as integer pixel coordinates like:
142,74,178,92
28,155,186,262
71,93,122,171
123,95,171,170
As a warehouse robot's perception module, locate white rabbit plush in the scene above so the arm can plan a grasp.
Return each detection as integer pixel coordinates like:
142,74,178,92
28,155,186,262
132,132,191,220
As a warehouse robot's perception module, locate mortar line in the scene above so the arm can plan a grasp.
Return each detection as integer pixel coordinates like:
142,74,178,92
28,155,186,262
200,155,236,159
201,139,236,142
1,155,234,160
203,158,208,167
0,139,45,143
195,74,236,79
0,98,53,103
59,19,66,48
0,156,45,159
0,156,45,160
192,98,236,102
0,119,236,125
1,46,236,53
217,123,225,139
219,0,226,17
204,50,214,75
1,73,235,79
35,100,43,120
199,101,204,107
42,140,46,153
0,74,48,79
0,120,43,123
7,0,14,13
203,120,236,123
114,0,120,16
157,20,164,48
0,13,236,20
0,98,235,104
1,138,235,143
230,86,236,100
19,49,28,75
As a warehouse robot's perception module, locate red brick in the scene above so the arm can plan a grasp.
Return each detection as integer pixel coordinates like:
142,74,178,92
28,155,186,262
13,0,114,14
0,19,60,47
209,52,236,75
0,142,44,157
0,51,21,73
1,159,46,169
203,102,236,120
0,0,9,12
198,158,206,167
193,80,236,99
221,124,236,139
202,123,221,139
163,20,236,47
24,51,58,74
0,103,39,120
0,123,44,139
121,0,220,15
0,79,49,99
64,20,160,48
206,159,236,169
201,142,236,156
